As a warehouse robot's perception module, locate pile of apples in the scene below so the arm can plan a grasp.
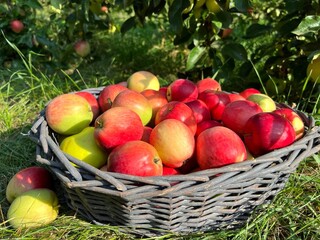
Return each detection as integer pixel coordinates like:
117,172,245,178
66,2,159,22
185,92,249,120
5,166,59,229
44,71,305,177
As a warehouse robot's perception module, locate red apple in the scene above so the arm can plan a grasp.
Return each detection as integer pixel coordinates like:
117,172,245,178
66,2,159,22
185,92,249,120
239,88,261,99
221,100,263,135
177,155,199,174
162,166,180,175
159,86,168,97
167,79,198,102
141,126,153,143
196,77,221,93
228,93,246,102
195,119,222,137
197,126,247,169
155,101,197,135
94,107,144,149
6,166,54,203
117,81,128,87
150,119,195,168
112,89,153,126
199,90,230,121
10,20,24,33
107,140,162,176
45,93,93,135
185,99,211,124
141,89,168,127
198,89,219,110
273,108,305,140
243,112,296,157
74,40,91,57
98,84,127,112
75,91,100,121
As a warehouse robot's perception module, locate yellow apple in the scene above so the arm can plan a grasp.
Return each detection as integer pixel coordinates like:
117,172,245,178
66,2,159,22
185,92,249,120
127,71,160,93
7,188,59,229
247,93,276,112
307,56,320,83
60,126,108,168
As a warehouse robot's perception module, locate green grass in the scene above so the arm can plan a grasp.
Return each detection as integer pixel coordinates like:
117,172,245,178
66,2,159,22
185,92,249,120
0,22,320,240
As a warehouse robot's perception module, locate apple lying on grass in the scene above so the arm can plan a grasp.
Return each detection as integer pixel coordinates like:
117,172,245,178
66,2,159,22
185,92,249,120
107,140,163,176
10,19,24,33
45,93,93,135
7,188,59,229
74,40,91,57
6,166,54,203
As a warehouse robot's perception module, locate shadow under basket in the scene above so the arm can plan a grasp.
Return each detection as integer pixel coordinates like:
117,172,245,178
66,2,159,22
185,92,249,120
28,87,320,237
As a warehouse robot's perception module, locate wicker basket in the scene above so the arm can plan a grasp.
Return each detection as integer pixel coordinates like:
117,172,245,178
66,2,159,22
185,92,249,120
28,87,320,237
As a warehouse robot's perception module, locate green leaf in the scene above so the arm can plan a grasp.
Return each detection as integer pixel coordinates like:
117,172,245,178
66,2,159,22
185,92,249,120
292,15,320,35
121,17,137,35
50,0,64,9
222,43,247,61
245,23,272,38
186,46,206,71
168,0,190,34
24,0,42,9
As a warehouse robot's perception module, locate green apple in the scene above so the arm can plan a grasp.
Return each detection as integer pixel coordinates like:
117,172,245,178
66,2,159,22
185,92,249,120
247,93,276,112
60,127,108,168
127,71,160,93
7,188,59,229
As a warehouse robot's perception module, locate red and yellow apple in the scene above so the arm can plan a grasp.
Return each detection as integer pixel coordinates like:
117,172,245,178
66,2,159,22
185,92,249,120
75,91,100,122
6,166,54,203
74,40,91,57
107,140,163,176
112,89,153,126
150,119,195,168
45,93,93,135
273,108,305,140
98,84,127,112
155,101,197,135
243,112,296,157
141,89,168,126
94,107,144,149
196,126,247,169
196,77,221,93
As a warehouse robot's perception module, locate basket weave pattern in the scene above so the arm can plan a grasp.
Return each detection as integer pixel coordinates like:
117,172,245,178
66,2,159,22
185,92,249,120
28,87,320,236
